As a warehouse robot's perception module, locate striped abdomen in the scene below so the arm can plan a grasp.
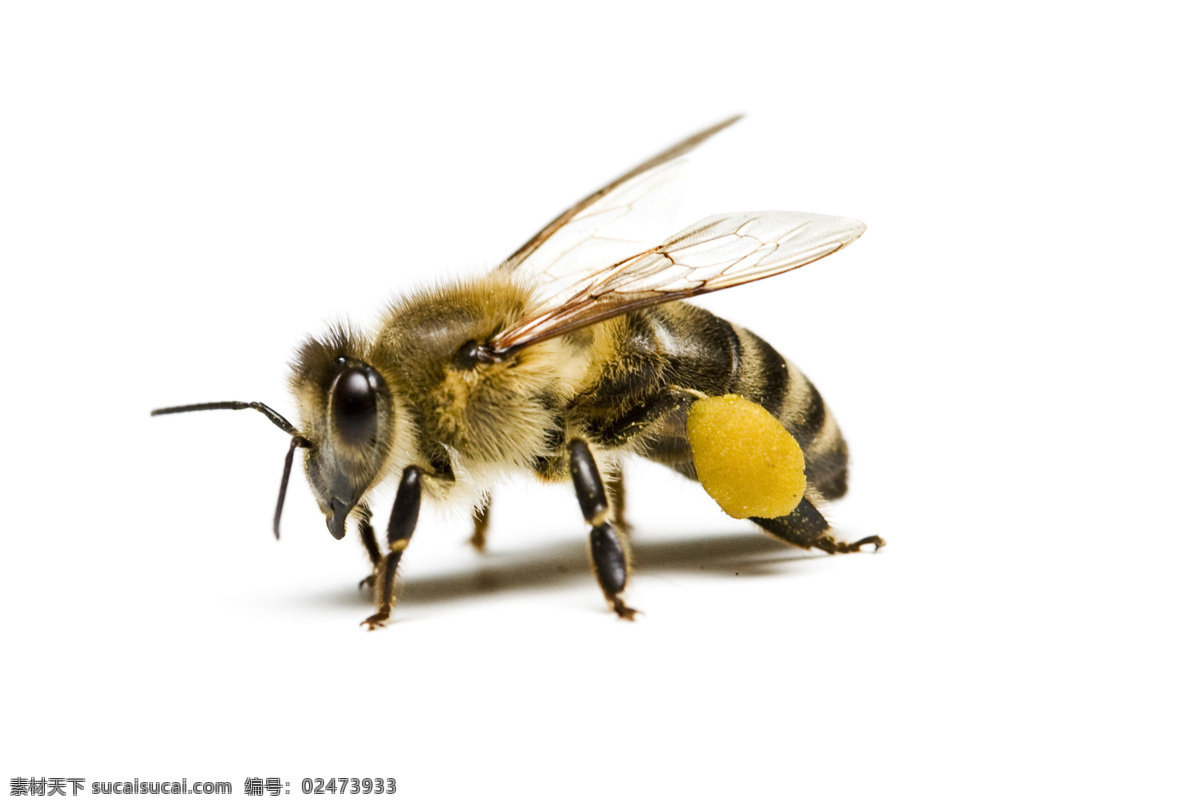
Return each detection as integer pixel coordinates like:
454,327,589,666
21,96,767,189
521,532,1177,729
579,301,850,502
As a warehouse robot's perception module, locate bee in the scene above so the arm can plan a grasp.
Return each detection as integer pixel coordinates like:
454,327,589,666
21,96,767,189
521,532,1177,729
153,116,882,628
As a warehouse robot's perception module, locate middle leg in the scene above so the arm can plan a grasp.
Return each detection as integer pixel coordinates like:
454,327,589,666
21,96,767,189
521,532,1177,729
468,496,491,552
569,439,638,620
608,466,629,535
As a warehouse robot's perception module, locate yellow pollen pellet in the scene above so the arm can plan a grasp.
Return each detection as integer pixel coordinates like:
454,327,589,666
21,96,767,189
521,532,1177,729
686,394,806,519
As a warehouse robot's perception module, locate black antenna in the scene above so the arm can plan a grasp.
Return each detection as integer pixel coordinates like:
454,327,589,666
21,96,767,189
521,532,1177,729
274,435,306,540
151,400,305,438
151,400,312,539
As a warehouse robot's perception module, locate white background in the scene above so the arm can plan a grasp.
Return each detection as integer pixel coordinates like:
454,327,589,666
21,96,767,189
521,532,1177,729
2,2,1196,807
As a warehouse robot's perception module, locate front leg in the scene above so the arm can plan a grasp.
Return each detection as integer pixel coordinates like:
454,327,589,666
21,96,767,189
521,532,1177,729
361,466,423,630
569,439,638,620
356,510,383,590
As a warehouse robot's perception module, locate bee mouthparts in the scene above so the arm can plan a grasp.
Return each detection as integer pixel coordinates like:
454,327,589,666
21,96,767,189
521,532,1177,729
327,500,351,540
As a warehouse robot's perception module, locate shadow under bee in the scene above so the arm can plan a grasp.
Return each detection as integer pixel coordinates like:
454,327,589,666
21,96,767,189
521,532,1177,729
291,532,831,612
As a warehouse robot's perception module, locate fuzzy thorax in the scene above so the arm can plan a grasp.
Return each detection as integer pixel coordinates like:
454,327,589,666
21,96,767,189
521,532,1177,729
370,276,598,470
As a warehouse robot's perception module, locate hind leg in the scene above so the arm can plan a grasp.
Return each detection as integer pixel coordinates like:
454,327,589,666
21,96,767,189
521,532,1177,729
751,499,885,554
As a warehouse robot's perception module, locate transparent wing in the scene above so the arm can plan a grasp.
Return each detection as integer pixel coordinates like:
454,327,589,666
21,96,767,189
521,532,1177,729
501,115,742,286
490,211,867,353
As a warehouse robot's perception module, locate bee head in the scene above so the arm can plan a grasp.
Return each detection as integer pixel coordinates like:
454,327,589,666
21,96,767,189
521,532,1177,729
291,328,398,540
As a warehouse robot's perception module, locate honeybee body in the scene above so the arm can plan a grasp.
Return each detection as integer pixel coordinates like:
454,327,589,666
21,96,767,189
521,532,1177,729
303,281,847,512
154,117,881,627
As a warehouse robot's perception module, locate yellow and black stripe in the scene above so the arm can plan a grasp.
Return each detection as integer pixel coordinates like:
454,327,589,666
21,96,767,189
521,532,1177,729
576,301,854,548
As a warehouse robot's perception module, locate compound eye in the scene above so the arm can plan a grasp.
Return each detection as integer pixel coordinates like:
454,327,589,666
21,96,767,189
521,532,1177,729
331,367,378,447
